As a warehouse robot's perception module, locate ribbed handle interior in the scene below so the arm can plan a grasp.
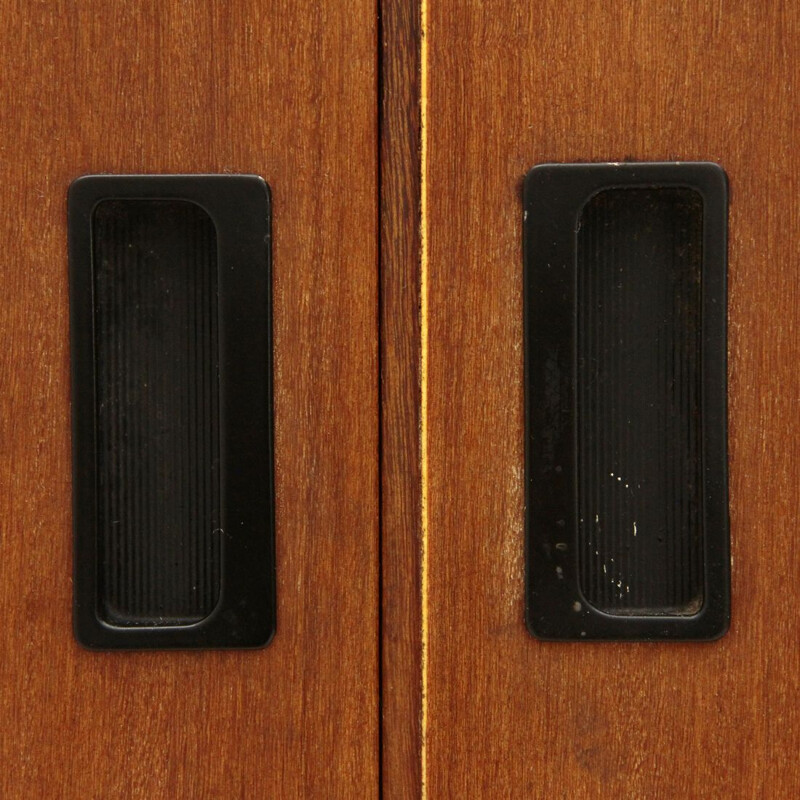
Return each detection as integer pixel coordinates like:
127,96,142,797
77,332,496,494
576,187,704,615
93,199,221,626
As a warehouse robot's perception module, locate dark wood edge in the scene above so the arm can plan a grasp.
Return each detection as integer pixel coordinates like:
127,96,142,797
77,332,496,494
379,0,423,795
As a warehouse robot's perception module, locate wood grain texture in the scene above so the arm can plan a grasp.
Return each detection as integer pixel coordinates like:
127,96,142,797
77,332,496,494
425,1,799,797
379,0,424,796
0,2,379,797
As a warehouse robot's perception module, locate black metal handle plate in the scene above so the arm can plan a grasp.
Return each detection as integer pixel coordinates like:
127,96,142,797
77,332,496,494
69,174,275,649
524,162,730,641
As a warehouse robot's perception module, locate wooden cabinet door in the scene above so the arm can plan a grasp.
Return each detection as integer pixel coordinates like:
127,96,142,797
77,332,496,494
0,2,378,797
4,2,799,797
417,1,800,797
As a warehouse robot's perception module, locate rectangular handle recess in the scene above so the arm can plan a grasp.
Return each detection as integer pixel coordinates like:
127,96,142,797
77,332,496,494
524,162,729,641
69,175,275,649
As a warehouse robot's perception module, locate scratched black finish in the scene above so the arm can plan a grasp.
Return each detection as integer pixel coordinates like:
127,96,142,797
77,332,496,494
523,163,729,641
577,188,704,615
69,175,275,649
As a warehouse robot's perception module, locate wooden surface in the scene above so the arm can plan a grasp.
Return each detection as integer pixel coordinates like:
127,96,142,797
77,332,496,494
0,2,379,797
4,1,800,797
379,0,424,797
424,1,800,797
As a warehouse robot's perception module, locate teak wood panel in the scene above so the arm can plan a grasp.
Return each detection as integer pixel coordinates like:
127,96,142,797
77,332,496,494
0,2,379,797
424,1,799,798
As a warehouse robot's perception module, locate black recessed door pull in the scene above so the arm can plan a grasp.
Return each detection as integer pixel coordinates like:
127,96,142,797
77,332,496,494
524,162,730,641
69,175,275,649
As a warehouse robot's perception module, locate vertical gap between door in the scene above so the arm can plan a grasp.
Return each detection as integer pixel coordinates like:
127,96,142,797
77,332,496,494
419,0,430,795
378,0,425,795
